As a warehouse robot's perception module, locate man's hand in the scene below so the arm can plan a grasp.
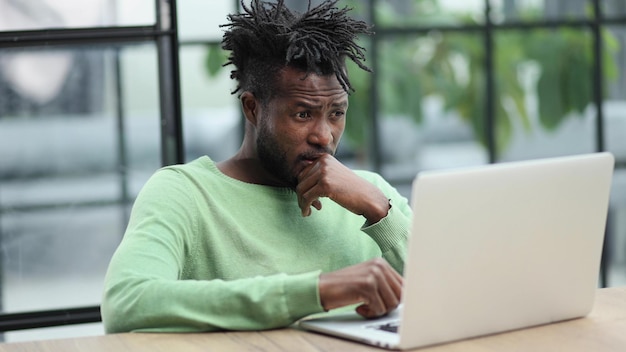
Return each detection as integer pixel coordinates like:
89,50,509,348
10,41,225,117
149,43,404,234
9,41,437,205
318,258,403,318
296,154,390,223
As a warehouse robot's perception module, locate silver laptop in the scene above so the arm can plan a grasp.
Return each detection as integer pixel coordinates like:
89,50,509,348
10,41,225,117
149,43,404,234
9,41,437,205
298,152,615,350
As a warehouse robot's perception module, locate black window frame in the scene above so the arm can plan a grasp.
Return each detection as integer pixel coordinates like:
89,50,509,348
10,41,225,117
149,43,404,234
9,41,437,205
0,0,184,334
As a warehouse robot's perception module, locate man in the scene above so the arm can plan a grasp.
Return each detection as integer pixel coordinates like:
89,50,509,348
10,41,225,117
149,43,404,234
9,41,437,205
101,0,411,333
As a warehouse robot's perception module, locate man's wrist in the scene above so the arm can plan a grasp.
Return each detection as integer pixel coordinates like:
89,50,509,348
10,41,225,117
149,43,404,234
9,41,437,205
364,198,392,226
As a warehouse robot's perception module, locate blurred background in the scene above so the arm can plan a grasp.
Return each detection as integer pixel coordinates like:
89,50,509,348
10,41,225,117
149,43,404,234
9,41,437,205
0,0,625,342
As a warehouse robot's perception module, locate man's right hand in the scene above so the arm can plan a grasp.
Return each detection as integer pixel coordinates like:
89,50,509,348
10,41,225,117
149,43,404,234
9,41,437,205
318,258,403,318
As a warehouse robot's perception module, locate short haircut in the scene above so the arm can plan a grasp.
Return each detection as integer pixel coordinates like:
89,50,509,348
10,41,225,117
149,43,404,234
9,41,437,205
221,0,373,103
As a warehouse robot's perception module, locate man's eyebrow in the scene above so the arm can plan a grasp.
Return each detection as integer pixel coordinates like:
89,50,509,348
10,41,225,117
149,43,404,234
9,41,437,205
293,101,348,109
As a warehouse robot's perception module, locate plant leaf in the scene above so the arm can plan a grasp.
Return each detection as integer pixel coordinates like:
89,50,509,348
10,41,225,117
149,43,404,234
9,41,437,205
205,43,225,77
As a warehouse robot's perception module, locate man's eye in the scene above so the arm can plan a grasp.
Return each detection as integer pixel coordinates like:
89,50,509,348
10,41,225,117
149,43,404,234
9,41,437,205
332,111,346,119
297,112,310,119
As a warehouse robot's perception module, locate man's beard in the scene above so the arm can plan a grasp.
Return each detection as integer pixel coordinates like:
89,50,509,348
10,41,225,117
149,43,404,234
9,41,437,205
256,121,299,189
256,120,336,189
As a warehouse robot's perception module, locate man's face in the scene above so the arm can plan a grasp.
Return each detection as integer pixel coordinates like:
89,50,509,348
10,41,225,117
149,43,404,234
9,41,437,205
256,67,348,188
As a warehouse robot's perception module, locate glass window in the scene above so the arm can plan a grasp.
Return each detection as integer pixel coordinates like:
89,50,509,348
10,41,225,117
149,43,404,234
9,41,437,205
605,26,626,163
497,28,596,162
178,0,234,42
176,0,241,163
179,44,240,163
341,58,374,171
604,25,626,286
602,0,626,19
0,0,155,31
375,34,488,196
0,43,161,341
372,0,485,27
493,0,591,24
2,324,104,343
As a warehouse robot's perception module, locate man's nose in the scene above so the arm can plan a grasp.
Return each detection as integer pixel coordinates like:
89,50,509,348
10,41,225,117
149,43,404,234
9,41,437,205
308,118,333,147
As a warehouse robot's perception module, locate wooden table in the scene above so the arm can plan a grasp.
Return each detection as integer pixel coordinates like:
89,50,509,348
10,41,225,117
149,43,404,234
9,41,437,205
2,287,626,352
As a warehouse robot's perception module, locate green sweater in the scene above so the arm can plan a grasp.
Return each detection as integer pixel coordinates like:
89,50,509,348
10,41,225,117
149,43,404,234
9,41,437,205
101,156,411,333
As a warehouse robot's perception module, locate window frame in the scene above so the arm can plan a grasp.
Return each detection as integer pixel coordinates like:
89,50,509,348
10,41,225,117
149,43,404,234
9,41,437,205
0,0,184,334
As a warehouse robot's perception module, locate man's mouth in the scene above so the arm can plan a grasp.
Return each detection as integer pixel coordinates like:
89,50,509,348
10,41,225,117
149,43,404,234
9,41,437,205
296,152,328,172
299,153,325,166
299,148,333,162
296,149,334,173
301,155,320,164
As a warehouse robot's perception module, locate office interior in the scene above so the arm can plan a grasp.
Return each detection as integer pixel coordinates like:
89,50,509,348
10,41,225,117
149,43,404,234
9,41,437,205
0,0,625,343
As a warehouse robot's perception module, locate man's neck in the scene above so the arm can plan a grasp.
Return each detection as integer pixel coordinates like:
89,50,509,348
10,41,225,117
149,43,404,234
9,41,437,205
216,152,286,187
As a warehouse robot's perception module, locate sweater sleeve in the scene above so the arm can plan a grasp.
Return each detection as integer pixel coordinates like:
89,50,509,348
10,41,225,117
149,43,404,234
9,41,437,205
101,169,324,333
359,172,412,275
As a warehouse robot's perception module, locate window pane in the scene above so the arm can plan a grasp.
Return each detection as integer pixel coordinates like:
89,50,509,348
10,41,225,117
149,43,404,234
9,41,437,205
342,58,374,171
0,0,155,32
602,0,626,19
0,43,161,341
179,44,240,163
494,0,590,24
604,25,626,287
371,0,485,27
605,26,626,162
375,34,489,196
497,29,595,161
178,0,235,42
2,324,104,342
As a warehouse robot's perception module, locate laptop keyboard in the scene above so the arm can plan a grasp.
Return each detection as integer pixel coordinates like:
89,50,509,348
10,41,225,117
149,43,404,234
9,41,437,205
368,320,400,333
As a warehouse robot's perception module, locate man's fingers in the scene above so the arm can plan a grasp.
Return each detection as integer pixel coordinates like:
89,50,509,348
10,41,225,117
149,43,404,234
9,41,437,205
356,304,376,318
299,200,322,217
367,263,402,315
296,164,319,217
388,268,404,301
319,258,403,318
358,259,402,317
298,195,321,217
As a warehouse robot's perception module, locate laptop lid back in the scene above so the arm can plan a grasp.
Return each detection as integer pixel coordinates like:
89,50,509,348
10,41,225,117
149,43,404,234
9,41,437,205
398,152,614,349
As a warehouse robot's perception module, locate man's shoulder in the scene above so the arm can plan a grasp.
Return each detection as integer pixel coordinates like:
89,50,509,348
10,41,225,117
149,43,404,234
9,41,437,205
157,156,214,175
147,156,218,186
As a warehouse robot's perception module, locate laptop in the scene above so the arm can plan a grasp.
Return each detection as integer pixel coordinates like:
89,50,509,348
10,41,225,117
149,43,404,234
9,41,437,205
298,152,615,350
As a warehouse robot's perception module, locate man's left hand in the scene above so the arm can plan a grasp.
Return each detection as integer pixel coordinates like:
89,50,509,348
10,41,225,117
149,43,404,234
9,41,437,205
296,154,390,224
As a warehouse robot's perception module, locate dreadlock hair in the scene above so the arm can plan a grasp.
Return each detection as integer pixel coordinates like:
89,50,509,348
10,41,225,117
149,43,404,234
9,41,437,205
220,0,373,104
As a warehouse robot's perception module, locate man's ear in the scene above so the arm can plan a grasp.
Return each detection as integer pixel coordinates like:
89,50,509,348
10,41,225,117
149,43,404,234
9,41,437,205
240,92,259,126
